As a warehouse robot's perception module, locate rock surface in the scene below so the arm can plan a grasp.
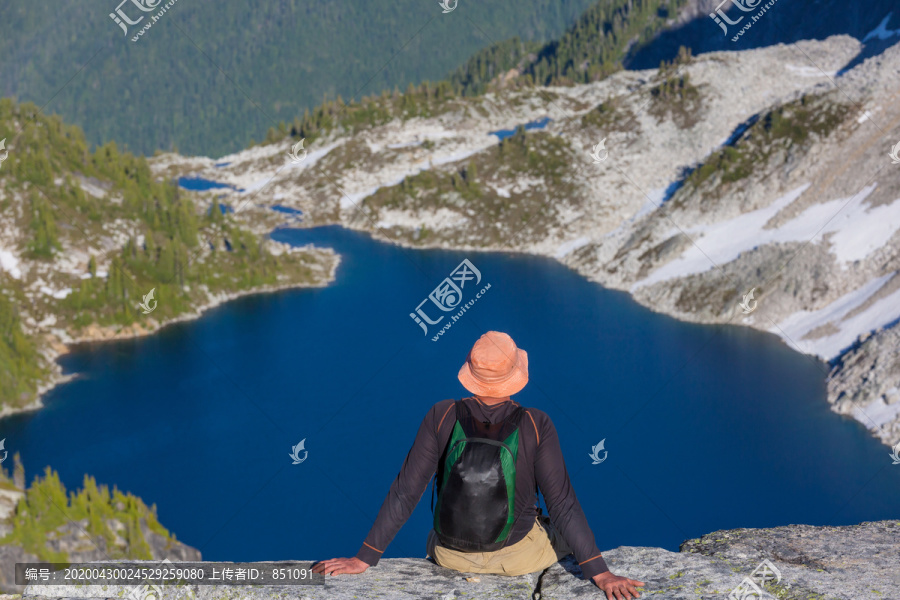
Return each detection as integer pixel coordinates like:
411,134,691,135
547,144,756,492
20,520,900,600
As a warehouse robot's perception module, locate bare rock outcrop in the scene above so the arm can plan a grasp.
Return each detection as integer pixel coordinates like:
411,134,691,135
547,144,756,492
20,520,900,600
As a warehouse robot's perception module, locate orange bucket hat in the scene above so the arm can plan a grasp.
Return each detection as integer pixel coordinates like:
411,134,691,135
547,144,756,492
458,331,529,397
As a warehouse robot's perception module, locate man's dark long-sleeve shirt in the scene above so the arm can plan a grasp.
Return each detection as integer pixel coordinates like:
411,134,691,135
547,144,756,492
355,396,610,579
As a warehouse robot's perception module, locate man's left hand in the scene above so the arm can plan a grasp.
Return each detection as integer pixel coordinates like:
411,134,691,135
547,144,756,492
591,570,645,599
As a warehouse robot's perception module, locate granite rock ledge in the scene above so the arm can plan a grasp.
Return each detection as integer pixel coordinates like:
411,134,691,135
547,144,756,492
22,520,899,600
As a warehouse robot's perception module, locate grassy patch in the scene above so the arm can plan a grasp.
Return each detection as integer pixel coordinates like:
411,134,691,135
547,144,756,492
678,92,852,203
647,48,703,130
581,96,638,133
359,127,577,246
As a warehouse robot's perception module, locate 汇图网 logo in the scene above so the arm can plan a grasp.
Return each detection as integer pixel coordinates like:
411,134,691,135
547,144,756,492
110,0,163,34
589,439,607,464
709,0,779,41
728,558,781,600
290,439,308,465
125,559,195,600
139,288,157,314
590,139,609,163
110,0,182,41
889,141,900,165
740,287,757,314
709,0,762,34
410,258,491,341
288,139,307,164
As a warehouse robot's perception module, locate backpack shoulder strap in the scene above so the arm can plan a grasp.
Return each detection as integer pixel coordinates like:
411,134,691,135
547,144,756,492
435,400,457,436
455,398,476,436
522,408,539,447
432,399,470,514
509,405,528,428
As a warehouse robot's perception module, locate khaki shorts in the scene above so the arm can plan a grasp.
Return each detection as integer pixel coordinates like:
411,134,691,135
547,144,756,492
426,515,572,576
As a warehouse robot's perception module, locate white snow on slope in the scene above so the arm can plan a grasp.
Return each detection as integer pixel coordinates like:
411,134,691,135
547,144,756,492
851,388,900,430
430,147,483,167
785,64,837,78
387,141,423,149
239,140,344,194
39,286,72,300
634,183,900,290
554,236,591,258
0,248,21,279
492,184,511,198
374,207,469,231
796,185,898,263
772,273,900,360
632,184,810,290
339,178,404,210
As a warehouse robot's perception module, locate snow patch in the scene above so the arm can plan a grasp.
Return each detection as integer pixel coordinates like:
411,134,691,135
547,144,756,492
492,184,511,198
40,286,73,300
772,274,900,360
633,184,810,289
0,248,22,279
38,314,58,328
851,390,900,430
374,208,469,231
856,107,882,124
387,140,423,149
430,147,482,167
634,184,900,290
785,64,837,78
238,140,343,194
339,176,406,211
554,236,591,258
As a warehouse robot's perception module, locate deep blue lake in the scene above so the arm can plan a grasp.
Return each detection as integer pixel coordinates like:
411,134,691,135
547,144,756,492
3,225,898,565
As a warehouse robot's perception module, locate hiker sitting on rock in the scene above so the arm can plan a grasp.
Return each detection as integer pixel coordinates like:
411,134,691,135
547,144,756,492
313,331,645,599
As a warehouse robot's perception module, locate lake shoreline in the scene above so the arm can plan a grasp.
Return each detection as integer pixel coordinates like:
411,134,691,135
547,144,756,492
0,253,341,423
9,216,894,450
306,220,897,448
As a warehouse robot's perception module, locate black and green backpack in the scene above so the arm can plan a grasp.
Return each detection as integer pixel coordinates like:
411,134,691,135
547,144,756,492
431,399,527,552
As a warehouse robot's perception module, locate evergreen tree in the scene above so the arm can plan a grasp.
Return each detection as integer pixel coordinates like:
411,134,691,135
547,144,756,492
28,193,60,258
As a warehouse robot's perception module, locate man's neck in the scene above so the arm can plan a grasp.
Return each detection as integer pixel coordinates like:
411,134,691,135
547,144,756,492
475,395,511,406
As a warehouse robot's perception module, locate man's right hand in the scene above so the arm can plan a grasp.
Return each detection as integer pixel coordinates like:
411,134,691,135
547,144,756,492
311,557,370,576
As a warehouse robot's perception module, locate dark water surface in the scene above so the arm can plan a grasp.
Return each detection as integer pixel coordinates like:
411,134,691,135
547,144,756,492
489,116,552,140
178,176,242,192
4,226,898,563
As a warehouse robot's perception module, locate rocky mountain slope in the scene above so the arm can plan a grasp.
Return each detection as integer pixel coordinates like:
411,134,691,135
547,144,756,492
0,459,201,594
20,520,900,600
0,99,339,416
150,34,900,449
